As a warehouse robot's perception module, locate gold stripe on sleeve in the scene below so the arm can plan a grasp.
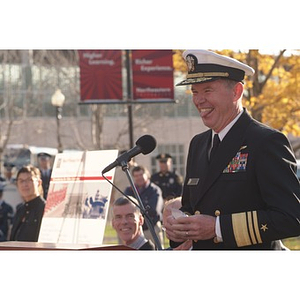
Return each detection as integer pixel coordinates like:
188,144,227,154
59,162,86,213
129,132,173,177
252,211,262,244
232,212,251,247
247,211,257,245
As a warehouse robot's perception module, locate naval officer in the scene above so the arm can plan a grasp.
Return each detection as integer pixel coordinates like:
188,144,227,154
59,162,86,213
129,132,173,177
163,50,300,250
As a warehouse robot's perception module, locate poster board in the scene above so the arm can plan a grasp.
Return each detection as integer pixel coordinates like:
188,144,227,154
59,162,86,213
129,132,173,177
38,150,118,244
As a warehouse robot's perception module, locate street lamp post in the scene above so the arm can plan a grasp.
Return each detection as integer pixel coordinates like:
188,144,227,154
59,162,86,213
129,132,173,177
51,89,65,153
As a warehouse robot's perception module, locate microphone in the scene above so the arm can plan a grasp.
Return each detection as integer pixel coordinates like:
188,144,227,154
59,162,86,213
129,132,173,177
102,135,156,174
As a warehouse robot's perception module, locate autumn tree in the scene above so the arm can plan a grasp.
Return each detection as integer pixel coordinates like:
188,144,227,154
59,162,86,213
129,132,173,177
240,50,300,138
173,49,300,153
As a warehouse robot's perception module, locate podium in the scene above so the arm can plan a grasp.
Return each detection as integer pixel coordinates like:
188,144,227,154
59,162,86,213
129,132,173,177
0,241,134,251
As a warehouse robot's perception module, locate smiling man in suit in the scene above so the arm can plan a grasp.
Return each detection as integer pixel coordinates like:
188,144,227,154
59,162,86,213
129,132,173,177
163,50,300,250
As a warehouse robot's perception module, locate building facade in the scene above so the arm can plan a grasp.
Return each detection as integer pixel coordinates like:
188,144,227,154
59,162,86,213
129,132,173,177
1,50,299,181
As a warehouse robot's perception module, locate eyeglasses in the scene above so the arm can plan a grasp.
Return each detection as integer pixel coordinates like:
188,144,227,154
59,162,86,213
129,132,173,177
17,178,36,185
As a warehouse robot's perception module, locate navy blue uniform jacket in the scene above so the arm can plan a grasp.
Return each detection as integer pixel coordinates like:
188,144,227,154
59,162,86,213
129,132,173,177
173,109,300,250
10,196,45,242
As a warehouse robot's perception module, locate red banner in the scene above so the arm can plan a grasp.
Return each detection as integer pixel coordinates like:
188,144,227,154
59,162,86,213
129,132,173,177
131,50,174,101
79,50,122,102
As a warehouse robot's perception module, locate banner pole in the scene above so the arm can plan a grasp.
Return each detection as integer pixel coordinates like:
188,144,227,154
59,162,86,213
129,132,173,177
125,50,134,149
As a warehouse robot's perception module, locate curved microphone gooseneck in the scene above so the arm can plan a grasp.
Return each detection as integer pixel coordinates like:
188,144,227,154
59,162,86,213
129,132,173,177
101,135,162,250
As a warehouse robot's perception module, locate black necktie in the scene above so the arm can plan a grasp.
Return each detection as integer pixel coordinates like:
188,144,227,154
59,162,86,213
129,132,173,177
210,134,220,162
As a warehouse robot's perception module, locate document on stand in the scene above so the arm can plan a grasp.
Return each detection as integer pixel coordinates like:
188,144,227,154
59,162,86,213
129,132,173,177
38,150,118,244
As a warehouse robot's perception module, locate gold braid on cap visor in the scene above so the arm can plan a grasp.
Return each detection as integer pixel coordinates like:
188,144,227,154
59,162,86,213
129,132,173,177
186,72,230,79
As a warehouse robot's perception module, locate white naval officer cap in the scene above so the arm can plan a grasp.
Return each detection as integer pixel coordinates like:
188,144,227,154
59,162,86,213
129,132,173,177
176,49,255,86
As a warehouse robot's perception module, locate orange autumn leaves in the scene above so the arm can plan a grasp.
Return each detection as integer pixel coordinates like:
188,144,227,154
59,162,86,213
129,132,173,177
173,49,300,136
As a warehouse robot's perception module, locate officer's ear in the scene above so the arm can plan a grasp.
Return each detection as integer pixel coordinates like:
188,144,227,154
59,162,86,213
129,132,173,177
233,82,244,101
139,214,144,226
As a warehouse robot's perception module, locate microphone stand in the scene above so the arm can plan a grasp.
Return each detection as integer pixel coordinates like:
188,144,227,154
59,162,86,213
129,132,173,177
120,161,163,250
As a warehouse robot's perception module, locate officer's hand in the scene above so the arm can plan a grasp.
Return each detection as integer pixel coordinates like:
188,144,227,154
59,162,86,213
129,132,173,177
162,197,182,225
166,214,216,242
173,240,193,250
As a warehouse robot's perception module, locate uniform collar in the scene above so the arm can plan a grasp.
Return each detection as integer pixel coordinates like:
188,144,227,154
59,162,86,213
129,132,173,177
213,109,243,142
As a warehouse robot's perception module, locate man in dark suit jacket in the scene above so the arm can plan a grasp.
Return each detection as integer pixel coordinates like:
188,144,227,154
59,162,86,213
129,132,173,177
164,50,300,250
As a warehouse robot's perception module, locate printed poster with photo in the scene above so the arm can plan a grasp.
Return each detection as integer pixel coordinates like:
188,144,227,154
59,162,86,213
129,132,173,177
38,150,118,244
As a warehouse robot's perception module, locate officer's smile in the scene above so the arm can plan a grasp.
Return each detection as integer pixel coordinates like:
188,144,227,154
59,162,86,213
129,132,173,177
199,107,214,118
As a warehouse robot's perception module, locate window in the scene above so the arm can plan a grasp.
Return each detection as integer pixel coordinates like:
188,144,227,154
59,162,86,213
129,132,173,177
150,143,185,177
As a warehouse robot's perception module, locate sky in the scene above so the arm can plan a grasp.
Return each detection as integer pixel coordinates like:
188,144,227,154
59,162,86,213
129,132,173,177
2,1,300,50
